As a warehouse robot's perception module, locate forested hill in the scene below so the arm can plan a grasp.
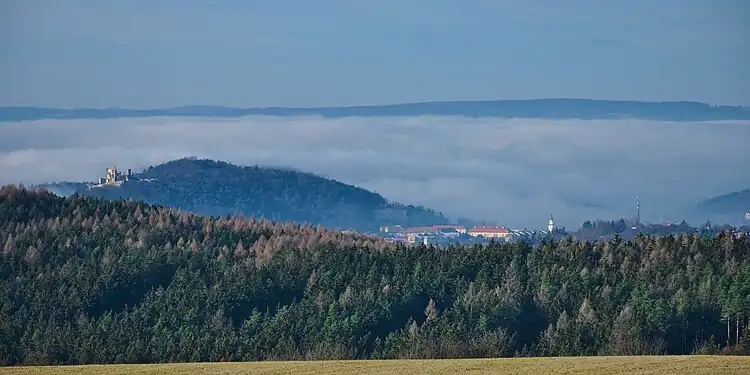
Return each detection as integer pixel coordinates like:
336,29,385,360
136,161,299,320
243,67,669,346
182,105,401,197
697,188,750,216
1,186,749,365
47,158,448,231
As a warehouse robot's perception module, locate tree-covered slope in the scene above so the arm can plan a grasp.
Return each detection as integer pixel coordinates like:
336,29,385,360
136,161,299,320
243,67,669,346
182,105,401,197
61,158,448,231
697,188,750,216
1,186,749,365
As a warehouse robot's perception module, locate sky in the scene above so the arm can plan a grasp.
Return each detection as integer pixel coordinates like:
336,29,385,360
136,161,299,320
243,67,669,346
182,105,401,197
1,0,749,108
1,116,749,229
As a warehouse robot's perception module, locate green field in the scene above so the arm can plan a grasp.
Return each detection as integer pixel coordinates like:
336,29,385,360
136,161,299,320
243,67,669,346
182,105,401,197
2,356,749,375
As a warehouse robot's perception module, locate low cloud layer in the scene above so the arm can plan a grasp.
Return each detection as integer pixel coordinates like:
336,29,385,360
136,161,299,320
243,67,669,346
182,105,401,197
1,116,748,229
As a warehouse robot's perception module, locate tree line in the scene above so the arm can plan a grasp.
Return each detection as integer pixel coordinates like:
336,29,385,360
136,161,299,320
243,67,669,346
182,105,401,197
1,185,749,365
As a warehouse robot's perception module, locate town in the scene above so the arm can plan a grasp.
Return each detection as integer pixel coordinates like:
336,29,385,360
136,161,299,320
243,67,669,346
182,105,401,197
377,215,558,245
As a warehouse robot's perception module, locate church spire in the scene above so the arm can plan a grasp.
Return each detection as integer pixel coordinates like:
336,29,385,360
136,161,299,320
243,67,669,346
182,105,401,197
548,214,555,233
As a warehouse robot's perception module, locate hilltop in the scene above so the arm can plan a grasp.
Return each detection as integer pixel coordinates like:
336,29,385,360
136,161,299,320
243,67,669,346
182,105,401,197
40,158,448,231
2,99,749,122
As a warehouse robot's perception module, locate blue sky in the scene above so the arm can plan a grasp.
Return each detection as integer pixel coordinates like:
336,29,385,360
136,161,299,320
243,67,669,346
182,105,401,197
1,0,748,108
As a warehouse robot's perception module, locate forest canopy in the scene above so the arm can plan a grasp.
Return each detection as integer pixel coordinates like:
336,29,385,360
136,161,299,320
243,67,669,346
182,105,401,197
1,185,749,365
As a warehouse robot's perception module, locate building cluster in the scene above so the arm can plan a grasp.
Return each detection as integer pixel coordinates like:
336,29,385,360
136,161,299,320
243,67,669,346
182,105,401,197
93,167,133,187
379,218,553,246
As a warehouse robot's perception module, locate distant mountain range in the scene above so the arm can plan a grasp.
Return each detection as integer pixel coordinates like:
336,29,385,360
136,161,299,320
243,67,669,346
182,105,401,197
3,99,749,122
38,158,449,231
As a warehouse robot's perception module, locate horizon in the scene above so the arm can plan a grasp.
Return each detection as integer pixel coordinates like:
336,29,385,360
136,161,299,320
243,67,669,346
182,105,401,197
1,97,749,110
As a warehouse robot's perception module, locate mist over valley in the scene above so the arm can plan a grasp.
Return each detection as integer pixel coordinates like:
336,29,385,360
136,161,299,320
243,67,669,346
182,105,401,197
2,110,748,229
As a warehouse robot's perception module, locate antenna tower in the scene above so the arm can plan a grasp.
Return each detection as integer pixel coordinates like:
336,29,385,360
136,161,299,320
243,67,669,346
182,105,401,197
636,196,641,228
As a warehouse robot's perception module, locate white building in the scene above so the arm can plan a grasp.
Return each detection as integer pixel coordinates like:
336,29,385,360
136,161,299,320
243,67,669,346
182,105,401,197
467,226,510,239
548,215,555,232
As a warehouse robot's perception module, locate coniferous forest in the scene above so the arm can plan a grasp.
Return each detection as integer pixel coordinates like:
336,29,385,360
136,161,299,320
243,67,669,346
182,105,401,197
1,186,749,365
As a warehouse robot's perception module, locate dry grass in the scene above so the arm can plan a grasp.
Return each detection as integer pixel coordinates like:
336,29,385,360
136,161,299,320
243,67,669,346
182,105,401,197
2,356,749,375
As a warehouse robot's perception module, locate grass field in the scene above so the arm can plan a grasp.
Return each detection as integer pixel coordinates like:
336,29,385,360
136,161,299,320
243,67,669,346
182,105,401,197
2,356,749,375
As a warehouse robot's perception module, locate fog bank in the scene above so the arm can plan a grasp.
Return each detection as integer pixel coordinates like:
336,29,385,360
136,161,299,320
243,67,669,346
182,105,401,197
1,116,748,229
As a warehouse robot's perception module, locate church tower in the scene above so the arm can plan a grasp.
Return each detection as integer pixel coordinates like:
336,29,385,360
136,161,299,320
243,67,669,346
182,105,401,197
547,214,555,233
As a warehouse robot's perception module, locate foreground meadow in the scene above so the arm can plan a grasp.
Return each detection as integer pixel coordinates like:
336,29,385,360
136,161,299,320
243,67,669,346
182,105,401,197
2,356,750,375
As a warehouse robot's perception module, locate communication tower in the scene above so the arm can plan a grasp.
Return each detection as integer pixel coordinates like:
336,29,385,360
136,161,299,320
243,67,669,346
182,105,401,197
632,196,641,230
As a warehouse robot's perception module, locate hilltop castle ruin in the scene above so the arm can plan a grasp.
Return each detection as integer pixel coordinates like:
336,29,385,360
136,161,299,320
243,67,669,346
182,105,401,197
95,167,133,187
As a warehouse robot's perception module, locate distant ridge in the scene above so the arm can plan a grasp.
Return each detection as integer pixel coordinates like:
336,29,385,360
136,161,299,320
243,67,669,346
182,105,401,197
2,99,749,122
696,188,750,216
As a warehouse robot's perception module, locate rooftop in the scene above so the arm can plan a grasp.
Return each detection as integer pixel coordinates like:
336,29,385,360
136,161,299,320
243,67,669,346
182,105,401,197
469,226,510,234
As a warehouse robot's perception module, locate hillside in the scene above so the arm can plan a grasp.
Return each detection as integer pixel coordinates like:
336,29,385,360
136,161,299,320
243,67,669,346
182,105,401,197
43,158,448,231
697,188,750,216
1,186,749,365
35,181,88,197
3,99,749,122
